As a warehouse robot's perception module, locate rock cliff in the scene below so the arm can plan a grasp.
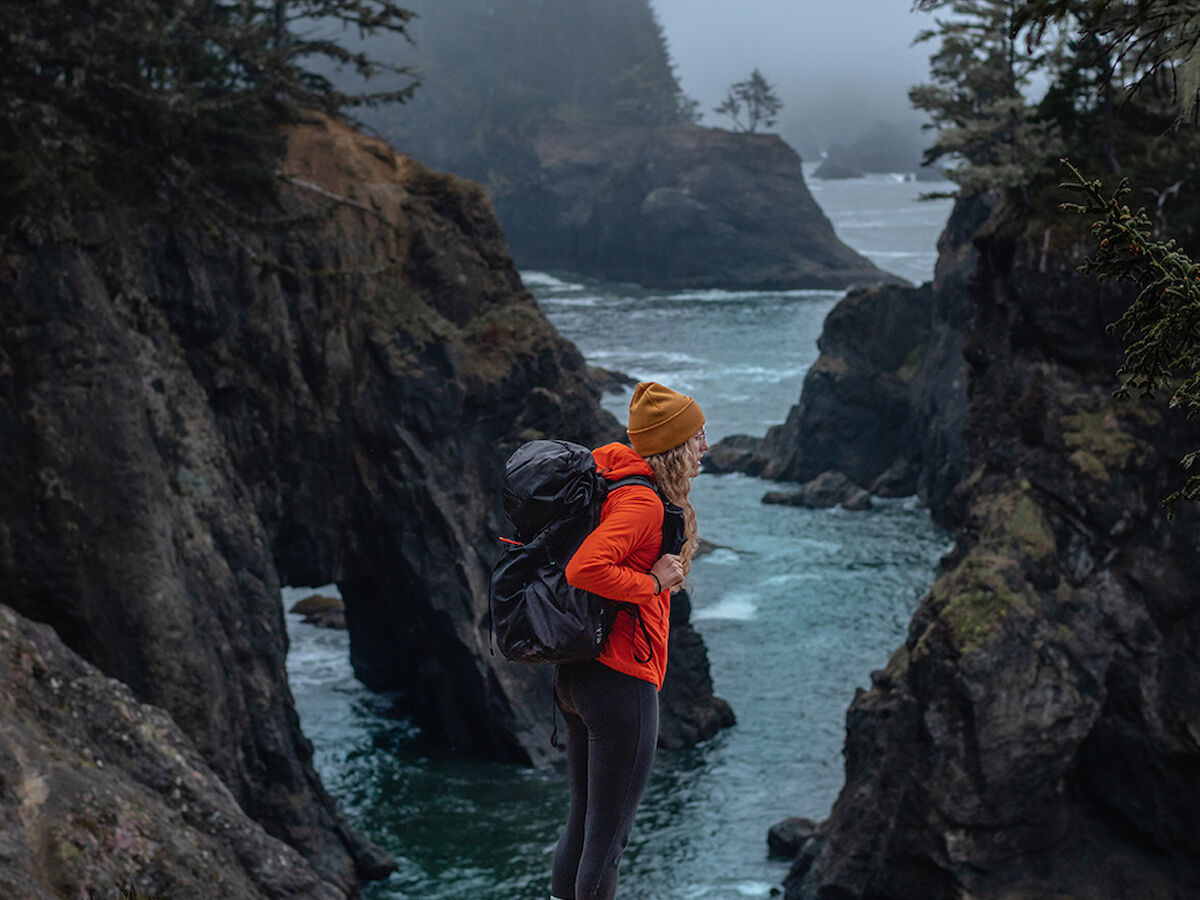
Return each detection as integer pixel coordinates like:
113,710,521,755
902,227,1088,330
496,122,898,290
357,0,892,291
783,200,1200,897
0,604,342,899
707,194,991,523
0,114,732,892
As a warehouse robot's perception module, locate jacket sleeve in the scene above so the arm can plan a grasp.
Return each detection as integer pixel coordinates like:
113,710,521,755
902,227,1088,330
565,487,664,604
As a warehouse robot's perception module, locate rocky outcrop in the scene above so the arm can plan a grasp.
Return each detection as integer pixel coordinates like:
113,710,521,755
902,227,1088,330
762,471,872,511
496,122,900,290
356,0,892,291
813,122,923,179
709,193,991,523
0,604,344,900
659,590,736,749
0,113,732,890
783,200,1200,897
290,595,347,630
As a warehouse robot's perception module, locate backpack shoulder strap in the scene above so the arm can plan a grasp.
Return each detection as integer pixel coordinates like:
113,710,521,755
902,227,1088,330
599,474,670,666
606,475,660,497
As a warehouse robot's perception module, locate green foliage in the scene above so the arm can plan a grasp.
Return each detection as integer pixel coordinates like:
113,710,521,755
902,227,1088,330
1014,0,1200,120
1060,157,1200,513
910,0,1063,198
713,68,783,133
0,0,416,239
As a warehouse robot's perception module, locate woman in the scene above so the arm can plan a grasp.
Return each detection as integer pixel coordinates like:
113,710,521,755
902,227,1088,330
551,381,708,900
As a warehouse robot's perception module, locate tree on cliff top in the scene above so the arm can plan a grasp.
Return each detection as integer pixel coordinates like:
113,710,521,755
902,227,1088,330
0,0,416,239
1019,1,1200,514
714,69,783,133
910,0,1063,199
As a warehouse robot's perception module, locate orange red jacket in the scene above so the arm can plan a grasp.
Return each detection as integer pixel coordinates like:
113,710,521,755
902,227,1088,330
564,442,670,689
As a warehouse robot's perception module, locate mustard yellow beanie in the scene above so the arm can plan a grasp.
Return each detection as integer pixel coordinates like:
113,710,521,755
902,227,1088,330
627,382,705,457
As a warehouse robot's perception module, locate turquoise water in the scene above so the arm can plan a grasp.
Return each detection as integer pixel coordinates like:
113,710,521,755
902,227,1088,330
284,171,955,899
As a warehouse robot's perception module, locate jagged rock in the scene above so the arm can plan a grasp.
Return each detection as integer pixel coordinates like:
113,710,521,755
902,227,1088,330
762,471,872,510
784,198,1200,898
702,434,763,474
816,123,923,177
0,604,343,900
586,364,638,395
497,122,902,290
710,193,991,524
658,590,736,749
812,153,864,180
0,112,733,890
768,817,821,860
290,595,346,630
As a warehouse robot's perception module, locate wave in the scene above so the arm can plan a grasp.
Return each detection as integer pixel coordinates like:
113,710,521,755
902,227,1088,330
693,593,758,621
659,287,841,303
718,363,803,383
735,883,777,897
519,270,585,291
700,548,741,566
535,294,604,307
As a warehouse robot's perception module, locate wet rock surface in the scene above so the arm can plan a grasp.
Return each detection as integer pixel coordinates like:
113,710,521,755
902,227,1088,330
783,199,1200,898
290,595,347,630
762,471,872,511
659,589,737,749
768,817,821,860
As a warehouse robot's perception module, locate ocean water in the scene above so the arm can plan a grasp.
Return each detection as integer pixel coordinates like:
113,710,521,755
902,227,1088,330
283,169,956,899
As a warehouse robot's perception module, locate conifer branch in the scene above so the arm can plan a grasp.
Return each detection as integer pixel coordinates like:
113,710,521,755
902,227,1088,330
1060,157,1200,515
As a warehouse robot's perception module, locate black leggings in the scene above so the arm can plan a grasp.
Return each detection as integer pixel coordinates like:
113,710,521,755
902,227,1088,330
551,661,659,900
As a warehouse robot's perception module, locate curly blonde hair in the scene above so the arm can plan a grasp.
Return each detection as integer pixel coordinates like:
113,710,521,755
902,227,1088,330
643,440,699,582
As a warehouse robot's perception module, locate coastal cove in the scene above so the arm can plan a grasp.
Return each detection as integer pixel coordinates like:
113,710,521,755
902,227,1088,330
284,172,956,898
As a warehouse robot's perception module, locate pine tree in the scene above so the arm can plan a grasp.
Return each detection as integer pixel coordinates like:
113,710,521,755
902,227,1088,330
714,69,783,133
910,0,1063,198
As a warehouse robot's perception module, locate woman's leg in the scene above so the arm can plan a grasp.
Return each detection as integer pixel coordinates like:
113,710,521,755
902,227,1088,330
550,702,589,898
571,664,659,900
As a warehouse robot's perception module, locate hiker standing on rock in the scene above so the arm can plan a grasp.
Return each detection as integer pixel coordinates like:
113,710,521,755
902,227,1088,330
551,382,707,900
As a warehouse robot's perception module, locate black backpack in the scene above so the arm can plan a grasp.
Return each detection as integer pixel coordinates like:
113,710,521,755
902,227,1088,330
489,439,685,665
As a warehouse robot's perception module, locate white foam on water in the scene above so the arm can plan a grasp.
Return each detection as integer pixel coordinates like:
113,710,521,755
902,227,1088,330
861,250,929,259
536,294,604,307
719,362,803,383
735,882,777,897
519,270,584,291
661,287,840,303
700,548,740,566
693,593,758,621
761,571,823,586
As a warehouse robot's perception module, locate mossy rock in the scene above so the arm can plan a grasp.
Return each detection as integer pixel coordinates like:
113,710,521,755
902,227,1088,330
1061,399,1156,483
973,486,1056,563
927,545,1037,653
896,342,928,384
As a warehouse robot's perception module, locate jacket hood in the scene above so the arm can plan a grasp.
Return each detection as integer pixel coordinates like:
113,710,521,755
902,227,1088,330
592,442,655,482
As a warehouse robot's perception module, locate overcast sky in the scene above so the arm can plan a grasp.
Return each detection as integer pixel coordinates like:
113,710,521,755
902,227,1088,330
651,0,938,155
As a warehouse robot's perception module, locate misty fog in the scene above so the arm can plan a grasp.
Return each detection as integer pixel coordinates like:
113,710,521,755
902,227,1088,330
651,0,933,158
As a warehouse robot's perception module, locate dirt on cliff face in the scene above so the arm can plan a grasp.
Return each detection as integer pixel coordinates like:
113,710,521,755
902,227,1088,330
784,200,1200,899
